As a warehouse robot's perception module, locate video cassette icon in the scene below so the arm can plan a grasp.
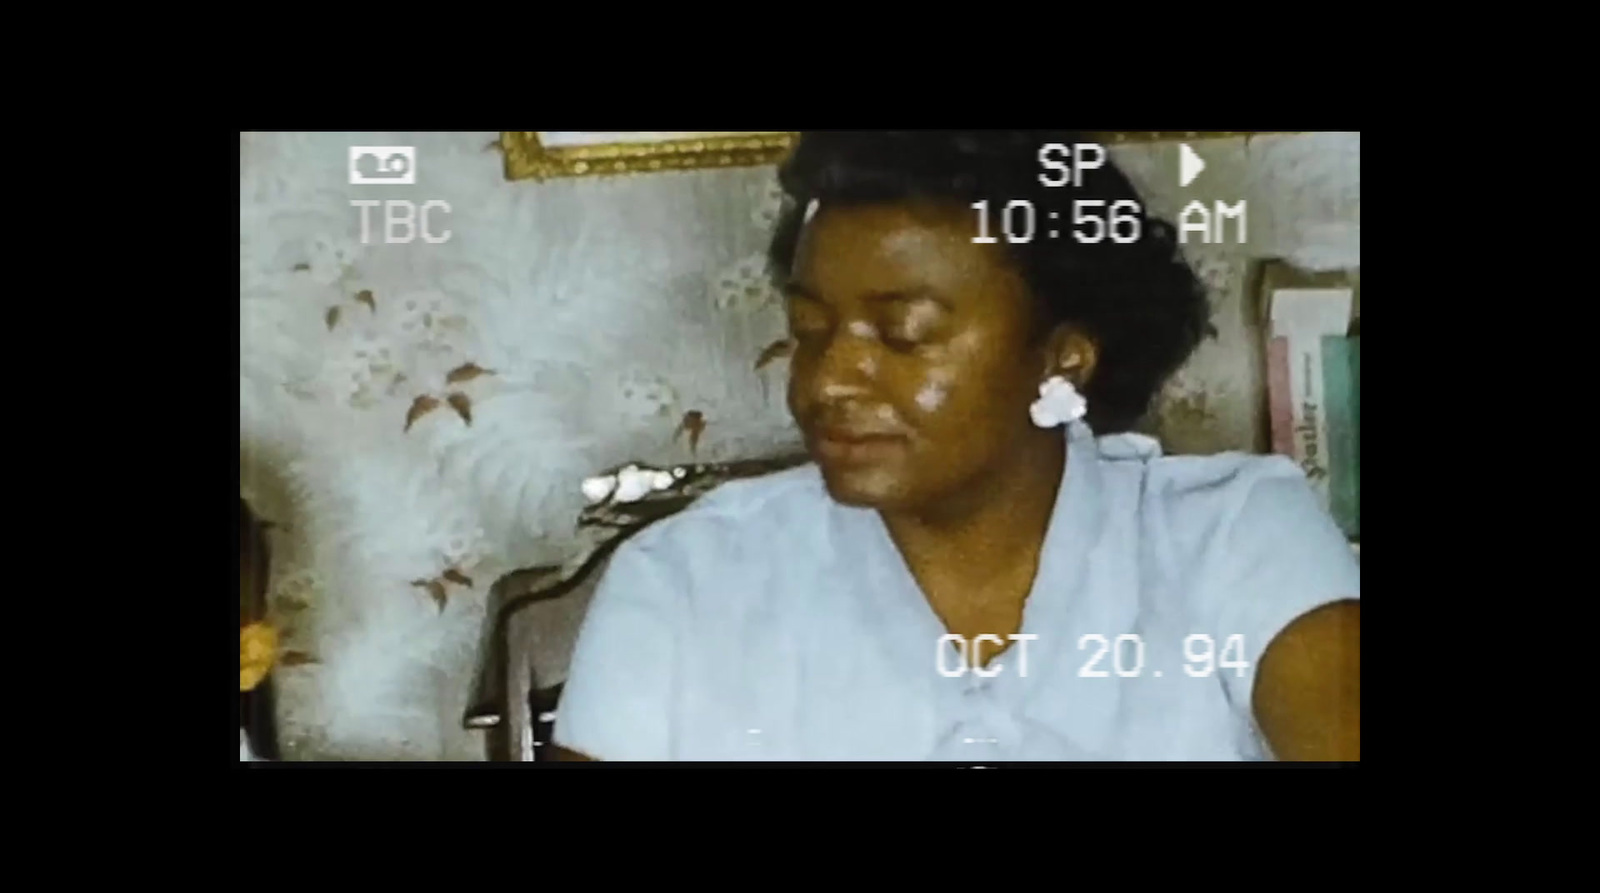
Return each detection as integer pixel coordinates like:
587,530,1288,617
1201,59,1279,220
349,146,416,185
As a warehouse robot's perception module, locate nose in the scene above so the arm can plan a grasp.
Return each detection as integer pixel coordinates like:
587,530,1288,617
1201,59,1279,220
808,324,876,403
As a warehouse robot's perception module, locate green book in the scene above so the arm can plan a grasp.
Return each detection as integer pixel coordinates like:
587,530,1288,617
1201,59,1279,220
1350,336,1359,531
1348,335,1360,540
1321,335,1359,540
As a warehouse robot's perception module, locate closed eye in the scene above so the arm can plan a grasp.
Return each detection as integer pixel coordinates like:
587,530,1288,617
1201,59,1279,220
786,301,832,338
880,333,919,352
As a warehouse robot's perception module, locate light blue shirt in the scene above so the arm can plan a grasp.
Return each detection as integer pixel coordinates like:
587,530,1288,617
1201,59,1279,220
555,421,1360,761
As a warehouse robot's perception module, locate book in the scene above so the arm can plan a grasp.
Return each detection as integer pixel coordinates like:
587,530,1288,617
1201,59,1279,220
1266,336,1295,457
1263,287,1354,504
1350,334,1359,539
1321,335,1359,539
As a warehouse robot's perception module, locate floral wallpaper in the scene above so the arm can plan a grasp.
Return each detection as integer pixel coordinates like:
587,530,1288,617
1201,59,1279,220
239,131,1358,760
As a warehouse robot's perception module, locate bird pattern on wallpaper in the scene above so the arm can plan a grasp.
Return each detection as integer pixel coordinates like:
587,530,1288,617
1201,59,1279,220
241,133,807,759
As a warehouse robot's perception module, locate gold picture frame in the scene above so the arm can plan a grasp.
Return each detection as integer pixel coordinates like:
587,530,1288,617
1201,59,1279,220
500,132,795,181
499,132,1299,181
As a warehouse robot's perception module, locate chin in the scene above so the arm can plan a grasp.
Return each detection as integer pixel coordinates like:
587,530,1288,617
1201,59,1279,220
818,465,912,510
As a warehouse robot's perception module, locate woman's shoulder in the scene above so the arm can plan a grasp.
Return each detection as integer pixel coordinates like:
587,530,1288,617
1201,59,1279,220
1147,450,1308,507
1097,438,1349,602
627,462,829,560
1096,434,1321,544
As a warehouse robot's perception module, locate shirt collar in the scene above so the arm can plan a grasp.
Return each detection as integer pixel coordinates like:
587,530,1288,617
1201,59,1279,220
830,421,1110,687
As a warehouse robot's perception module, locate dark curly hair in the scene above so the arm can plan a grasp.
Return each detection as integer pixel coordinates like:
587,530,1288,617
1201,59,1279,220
767,130,1214,434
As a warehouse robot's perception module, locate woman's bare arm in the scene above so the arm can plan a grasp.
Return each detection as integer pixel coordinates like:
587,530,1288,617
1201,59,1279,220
1253,599,1360,761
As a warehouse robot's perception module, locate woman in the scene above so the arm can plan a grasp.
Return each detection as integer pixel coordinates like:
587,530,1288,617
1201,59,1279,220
240,498,280,761
552,131,1359,761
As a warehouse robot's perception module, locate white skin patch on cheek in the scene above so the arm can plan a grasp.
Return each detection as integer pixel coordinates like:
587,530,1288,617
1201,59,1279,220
846,320,876,339
857,355,877,377
915,381,947,412
902,302,942,339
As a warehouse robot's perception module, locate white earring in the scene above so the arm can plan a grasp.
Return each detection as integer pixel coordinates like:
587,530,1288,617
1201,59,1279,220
1029,375,1087,428
804,198,820,223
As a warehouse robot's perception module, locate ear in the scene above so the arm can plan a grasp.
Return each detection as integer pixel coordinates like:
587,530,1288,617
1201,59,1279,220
1041,326,1099,388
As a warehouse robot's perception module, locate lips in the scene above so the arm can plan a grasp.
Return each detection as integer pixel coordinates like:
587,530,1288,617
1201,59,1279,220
817,426,901,444
809,425,908,465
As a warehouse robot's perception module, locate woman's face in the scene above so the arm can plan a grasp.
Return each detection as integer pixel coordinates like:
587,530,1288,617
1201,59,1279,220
785,201,1055,512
